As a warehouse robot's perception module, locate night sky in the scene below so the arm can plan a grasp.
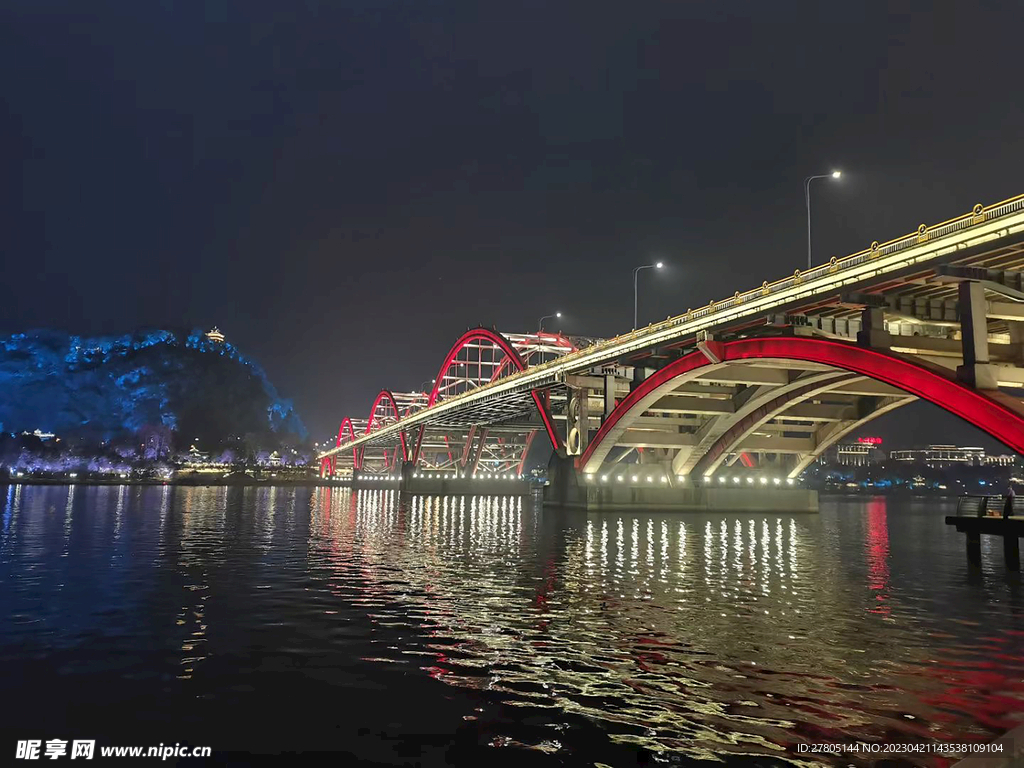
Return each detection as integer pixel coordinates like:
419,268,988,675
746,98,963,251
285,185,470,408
2,1,1022,451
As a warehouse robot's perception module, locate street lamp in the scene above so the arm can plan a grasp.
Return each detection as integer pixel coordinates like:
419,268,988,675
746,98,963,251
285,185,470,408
538,311,562,331
633,261,663,329
804,171,841,269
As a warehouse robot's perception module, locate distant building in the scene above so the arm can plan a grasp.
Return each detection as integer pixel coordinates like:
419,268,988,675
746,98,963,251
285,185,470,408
205,327,225,343
889,444,1017,467
187,444,210,464
22,429,55,441
986,454,1018,467
819,437,884,466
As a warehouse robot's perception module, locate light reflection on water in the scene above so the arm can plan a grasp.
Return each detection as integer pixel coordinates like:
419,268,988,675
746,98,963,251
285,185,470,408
0,485,1022,765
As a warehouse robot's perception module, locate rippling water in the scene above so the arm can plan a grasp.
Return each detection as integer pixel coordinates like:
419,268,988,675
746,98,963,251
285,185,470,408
0,484,1021,765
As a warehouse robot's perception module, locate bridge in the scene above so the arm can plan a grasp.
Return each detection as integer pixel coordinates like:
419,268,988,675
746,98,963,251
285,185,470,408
319,195,1024,510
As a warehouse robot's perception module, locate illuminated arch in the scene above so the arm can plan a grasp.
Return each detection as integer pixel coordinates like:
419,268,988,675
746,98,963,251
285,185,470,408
579,337,1024,475
785,395,911,477
413,327,561,461
365,390,408,468
672,370,856,477
690,374,915,478
335,417,360,471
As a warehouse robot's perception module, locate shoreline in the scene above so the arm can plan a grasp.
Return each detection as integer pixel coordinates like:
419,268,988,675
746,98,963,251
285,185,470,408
0,476,329,488
0,478,977,500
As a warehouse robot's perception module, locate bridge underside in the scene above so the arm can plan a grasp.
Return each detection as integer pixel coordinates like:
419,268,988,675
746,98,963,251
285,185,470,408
411,424,539,476
573,335,1024,488
324,391,562,479
573,359,915,480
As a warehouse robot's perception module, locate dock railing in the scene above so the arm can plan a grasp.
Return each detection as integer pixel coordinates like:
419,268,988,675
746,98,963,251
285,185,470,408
956,494,1013,518
948,495,1022,570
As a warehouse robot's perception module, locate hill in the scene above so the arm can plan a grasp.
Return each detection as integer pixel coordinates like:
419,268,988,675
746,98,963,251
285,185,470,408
0,328,306,452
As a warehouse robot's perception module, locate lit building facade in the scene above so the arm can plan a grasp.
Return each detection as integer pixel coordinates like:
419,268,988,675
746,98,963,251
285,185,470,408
889,444,1017,467
819,437,884,466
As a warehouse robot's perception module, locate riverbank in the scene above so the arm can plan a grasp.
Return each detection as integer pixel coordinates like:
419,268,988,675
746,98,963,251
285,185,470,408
1,475,323,488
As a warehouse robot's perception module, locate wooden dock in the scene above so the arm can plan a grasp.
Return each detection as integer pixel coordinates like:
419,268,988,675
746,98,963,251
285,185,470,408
945,495,1022,570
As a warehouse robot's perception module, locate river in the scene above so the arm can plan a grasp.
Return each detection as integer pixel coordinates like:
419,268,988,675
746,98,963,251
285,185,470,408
0,485,1020,765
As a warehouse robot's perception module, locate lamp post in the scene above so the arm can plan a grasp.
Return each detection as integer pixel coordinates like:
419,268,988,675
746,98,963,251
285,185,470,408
633,262,663,329
538,311,562,331
804,170,841,269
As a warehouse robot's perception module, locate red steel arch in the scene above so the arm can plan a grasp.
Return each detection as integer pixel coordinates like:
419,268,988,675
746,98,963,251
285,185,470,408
579,337,1024,471
338,417,360,471
365,390,409,467
412,328,562,461
338,417,358,444
322,417,360,476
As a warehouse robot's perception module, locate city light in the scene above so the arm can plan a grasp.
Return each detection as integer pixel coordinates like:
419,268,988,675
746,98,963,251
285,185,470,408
633,261,666,329
804,170,844,268
538,311,563,331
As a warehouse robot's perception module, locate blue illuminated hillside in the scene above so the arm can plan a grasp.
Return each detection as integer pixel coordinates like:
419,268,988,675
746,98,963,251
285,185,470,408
0,329,306,447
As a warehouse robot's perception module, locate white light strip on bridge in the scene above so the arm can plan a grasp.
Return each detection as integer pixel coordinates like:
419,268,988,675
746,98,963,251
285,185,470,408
320,196,1024,459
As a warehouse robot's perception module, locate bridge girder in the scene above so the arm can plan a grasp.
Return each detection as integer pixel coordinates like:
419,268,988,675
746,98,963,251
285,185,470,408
673,370,856,477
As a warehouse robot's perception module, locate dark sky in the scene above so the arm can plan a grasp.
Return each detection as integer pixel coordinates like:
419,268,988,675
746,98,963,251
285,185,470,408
2,1,1022,450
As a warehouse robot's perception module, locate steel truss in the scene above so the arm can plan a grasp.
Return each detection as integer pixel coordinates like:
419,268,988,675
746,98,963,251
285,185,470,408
326,330,578,478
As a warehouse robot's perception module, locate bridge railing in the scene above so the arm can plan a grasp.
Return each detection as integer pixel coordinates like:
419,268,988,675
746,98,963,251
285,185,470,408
956,494,1013,518
321,193,1024,458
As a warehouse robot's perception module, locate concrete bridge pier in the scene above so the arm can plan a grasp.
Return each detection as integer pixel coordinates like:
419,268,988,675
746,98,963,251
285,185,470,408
544,453,582,508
